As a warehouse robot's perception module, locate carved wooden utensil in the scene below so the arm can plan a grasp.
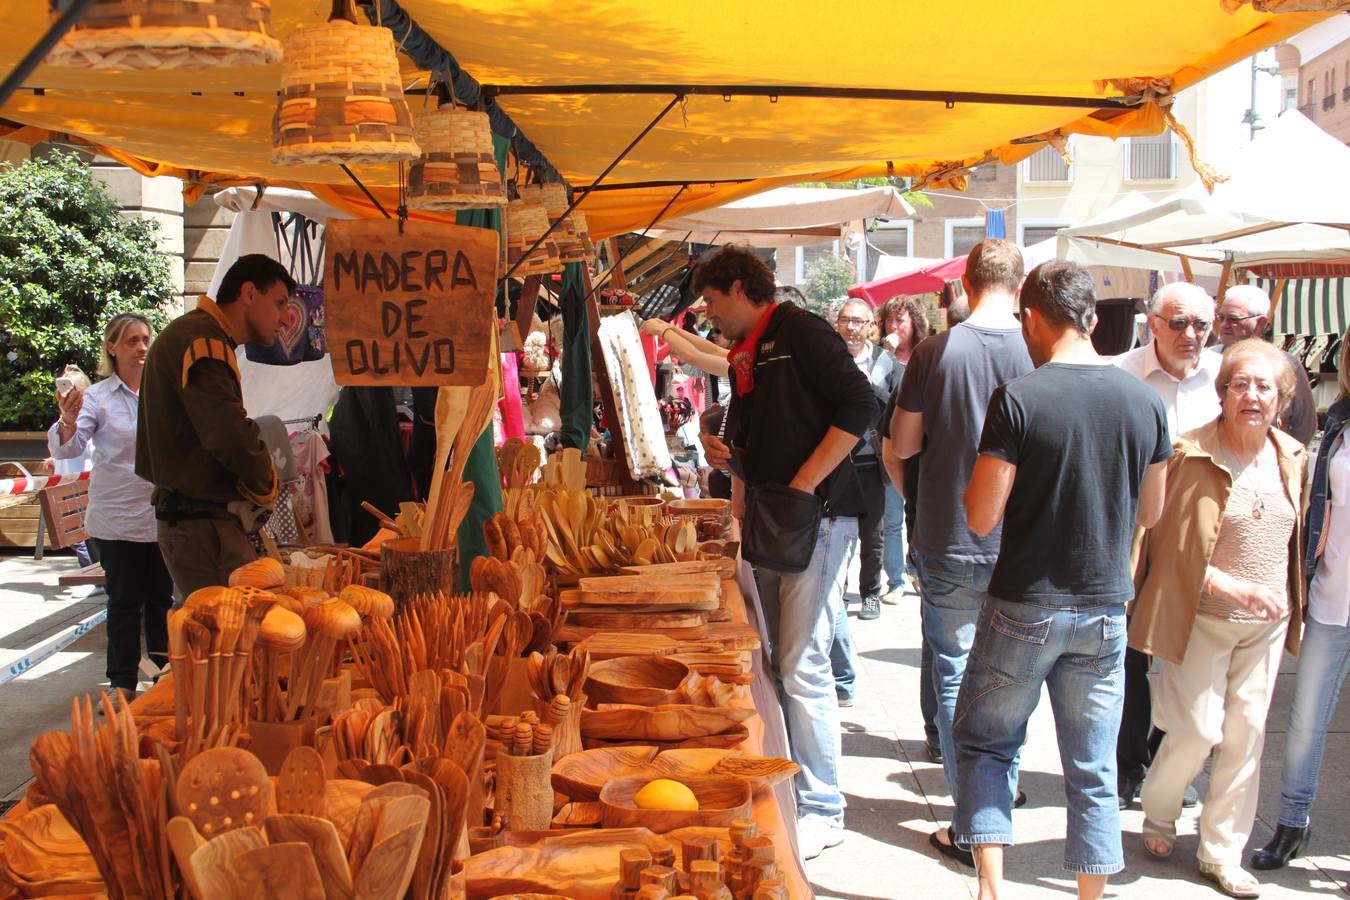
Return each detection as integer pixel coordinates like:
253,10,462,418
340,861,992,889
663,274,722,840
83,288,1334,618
165,816,206,900
264,814,354,900
176,747,271,840
277,745,328,818
188,825,266,900
236,841,327,900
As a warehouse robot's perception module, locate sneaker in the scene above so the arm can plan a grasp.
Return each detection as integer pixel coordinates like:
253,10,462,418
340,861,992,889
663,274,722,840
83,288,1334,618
1183,784,1200,808
860,594,881,620
880,585,905,605
836,692,854,708
798,816,845,860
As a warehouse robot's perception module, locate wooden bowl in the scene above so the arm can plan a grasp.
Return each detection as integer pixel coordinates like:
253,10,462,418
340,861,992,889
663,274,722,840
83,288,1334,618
581,703,756,741
585,656,692,706
551,745,659,801
598,774,751,833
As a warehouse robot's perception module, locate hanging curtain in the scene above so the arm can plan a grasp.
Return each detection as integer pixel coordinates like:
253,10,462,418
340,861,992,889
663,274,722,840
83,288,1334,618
557,263,594,452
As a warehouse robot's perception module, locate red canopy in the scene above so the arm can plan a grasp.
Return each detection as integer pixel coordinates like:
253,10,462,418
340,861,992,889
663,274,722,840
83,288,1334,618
848,255,968,307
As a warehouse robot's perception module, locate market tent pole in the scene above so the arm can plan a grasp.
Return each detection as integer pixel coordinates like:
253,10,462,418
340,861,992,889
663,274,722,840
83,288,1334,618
0,0,94,108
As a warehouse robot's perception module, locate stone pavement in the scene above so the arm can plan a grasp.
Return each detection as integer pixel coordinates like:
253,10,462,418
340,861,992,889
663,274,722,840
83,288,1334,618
3,549,1350,897
806,581,1350,899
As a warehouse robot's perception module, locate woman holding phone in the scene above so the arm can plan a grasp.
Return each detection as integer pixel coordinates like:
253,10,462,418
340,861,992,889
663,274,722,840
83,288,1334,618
48,313,174,696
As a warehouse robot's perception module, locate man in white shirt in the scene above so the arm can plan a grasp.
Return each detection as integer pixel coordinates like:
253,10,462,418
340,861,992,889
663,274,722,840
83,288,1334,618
1112,279,1219,810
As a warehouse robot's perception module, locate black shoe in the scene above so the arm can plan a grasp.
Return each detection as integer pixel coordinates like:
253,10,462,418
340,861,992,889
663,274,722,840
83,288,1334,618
1118,775,1142,810
1182,784,1200,808
929,826,974,867
836,693,854,708
860,594,881,620
925,742,943,764
1251,824,1309,871
1014,788,1028,809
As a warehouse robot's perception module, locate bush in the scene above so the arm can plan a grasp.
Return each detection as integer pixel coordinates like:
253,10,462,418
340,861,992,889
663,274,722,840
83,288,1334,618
801,253,857,316
0,151,173,429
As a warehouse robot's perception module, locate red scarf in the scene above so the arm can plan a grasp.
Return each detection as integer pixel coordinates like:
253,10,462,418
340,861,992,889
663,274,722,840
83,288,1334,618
727,303,778,397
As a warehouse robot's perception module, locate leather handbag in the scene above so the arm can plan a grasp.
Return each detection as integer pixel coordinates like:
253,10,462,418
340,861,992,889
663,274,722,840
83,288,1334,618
742,483,823,573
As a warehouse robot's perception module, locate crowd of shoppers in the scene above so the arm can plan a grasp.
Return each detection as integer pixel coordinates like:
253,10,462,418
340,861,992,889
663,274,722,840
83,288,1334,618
681,240,1340,897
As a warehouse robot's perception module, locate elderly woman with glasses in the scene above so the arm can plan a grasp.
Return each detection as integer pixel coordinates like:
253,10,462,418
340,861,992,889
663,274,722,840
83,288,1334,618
1129,338,1307,898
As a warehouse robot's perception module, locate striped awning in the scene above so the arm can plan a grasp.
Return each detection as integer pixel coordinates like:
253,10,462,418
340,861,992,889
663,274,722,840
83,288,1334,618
1261,277,1350,336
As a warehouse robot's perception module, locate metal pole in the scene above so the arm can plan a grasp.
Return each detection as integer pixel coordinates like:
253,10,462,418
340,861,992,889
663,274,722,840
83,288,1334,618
340,164,392,219
484,83,1136,111
500,94,684,283
579,186,689,310
0,0,96,109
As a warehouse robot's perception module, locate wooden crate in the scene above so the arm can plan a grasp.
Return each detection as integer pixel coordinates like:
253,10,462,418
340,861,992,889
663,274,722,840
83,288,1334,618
0,494,41,549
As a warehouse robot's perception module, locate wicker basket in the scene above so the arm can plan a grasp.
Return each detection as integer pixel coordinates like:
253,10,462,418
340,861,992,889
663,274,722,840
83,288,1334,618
518,182,593,264
46,0,282,69
505,199,563,277
271,18,420,166
407,106,506,210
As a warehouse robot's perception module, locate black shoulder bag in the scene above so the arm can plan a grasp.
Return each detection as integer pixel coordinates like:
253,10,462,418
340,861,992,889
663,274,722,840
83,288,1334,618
742,483,823,573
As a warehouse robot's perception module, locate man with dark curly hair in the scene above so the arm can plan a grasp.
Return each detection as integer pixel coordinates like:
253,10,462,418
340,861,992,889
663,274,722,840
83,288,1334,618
695,244,877,860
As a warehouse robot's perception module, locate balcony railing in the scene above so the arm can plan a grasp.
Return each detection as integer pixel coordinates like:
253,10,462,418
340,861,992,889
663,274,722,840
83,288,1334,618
1324,94,1337,111
1342,86,1350,102
1300,102,1315,117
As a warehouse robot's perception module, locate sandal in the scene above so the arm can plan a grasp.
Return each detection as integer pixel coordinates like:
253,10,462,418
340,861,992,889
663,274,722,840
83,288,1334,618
1141,817,1176,859
1198,860,1260,898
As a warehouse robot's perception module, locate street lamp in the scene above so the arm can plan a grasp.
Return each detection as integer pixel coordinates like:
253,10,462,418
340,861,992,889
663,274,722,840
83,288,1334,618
1245,58,1281,140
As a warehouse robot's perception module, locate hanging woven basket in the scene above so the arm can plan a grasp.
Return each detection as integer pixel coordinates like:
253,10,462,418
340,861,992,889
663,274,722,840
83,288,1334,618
517,182,592,264
407,105,506,211
506,200,563,277
45,0,282,70
559,210,596,265
271,8,420,166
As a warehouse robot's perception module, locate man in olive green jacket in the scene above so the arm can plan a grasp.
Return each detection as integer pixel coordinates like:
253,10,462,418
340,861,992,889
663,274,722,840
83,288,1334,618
136,254,294,597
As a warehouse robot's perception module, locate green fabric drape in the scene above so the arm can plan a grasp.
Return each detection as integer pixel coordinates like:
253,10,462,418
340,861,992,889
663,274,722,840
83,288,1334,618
452,133,509,588
558,262,593,452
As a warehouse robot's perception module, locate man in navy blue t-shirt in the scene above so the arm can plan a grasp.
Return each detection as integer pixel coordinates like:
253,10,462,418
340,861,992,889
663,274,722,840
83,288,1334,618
955,261,1171,900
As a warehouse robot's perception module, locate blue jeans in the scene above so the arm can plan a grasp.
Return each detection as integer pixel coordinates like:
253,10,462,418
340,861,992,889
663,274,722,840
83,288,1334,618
756,516,857,824
830,597,857,701
1277,615,1350,828
953,597,1128,875
882,483,913,589
917,552,995,798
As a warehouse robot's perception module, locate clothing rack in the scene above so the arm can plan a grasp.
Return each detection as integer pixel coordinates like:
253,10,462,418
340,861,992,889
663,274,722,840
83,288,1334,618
283,413,324,432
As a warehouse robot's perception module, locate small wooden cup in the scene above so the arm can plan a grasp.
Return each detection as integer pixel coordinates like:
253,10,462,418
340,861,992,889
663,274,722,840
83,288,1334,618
495,751,553,832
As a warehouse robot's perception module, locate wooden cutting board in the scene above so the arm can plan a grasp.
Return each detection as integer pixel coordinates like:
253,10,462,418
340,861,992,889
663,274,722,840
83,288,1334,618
560,588,719,611
569,609,709,630
578,572,723,596
617,560,736,580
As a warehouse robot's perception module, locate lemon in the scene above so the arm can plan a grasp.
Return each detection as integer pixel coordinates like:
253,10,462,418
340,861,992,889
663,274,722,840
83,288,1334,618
632,778,699,811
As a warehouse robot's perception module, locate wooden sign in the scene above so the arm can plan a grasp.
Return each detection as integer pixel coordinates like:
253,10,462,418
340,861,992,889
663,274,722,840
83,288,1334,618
324,219,499,386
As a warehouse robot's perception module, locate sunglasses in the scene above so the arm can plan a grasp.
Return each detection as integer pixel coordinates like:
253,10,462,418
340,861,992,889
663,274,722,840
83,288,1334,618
1215,312,1261,326
1154,315,1211,333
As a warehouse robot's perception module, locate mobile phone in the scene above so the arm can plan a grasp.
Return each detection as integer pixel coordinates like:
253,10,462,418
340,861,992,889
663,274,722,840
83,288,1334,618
55,376,74,396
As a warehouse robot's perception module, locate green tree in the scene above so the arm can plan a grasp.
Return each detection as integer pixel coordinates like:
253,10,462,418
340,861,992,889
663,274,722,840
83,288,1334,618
801,253,857,316
0,151,173,429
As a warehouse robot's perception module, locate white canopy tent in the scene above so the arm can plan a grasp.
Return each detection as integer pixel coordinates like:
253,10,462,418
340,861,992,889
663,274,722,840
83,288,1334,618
1057,111,1350,274
644,186,913,247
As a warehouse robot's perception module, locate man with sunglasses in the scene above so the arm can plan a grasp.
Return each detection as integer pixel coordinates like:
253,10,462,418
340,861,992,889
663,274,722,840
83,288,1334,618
1112,280,1221,811
1208,284,1315,444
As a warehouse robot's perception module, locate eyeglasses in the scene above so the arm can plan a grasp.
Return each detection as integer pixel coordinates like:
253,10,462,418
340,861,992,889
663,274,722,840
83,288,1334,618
1215,312,1261,326
1225,378,1277,399
1154,315,1211,333
837,317,870,327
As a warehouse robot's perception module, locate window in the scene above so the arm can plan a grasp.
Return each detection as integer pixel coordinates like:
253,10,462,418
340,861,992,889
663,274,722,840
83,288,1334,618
796,241,839,282
1308,77,1317,105
1019,223,1067,247
1125,130,1177,181
865,223,913,280
1326,70,1338,111
1022,144,1072,183
947,221,986,258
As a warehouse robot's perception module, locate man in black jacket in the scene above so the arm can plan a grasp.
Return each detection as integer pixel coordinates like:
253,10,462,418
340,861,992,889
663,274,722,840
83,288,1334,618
697,245,877,860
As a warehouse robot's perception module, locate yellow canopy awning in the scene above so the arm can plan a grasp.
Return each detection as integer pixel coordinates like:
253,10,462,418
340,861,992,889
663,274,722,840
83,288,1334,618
0,1,1331,236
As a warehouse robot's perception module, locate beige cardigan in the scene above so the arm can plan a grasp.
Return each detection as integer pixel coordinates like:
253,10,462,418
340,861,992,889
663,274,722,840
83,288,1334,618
1129,419,1307,665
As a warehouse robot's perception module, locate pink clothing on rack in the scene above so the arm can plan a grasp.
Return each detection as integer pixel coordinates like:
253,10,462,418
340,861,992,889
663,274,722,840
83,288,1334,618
640,332,657,384
498,351,526,443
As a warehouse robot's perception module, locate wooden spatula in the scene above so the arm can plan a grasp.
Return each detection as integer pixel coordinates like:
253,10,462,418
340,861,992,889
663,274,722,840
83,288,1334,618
188,825,266,900
277,746,328,818
352,822,426,900
264,814,353,900
176,747,271,839
166,816,206,900
236,841,326,900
